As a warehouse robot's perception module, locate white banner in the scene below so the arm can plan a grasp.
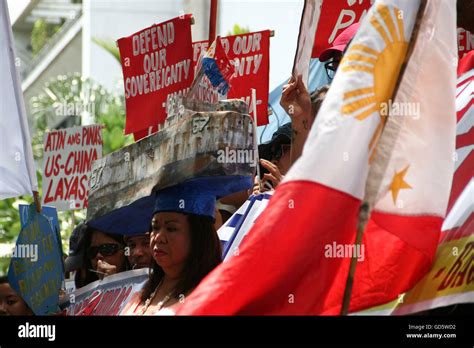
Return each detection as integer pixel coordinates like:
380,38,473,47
0,0,38,199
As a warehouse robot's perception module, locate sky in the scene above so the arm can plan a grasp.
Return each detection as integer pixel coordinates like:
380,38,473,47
220,0,304,90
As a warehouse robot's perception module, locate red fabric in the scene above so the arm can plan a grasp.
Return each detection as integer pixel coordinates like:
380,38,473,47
178,180,360,315
177,179,442,315
440,213,473,243
321,210,442,314
118,15,194,135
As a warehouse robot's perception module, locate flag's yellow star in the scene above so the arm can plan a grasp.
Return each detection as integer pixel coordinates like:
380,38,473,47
389,165,412,204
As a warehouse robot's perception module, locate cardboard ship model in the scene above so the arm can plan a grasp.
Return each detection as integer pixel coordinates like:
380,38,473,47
86,99,255,234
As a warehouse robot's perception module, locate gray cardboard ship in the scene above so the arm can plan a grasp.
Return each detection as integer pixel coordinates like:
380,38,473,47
86,99,255,229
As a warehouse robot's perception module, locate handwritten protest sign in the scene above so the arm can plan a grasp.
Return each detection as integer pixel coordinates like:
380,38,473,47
19,204,59,233
8,204,64,315
310,0,472,59
118,15,194,135
192,31,271,126
42,125,103,211
311,0,372,58
60,269,148,315
223,30,271,125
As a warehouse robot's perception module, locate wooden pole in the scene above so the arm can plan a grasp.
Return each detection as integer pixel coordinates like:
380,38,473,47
33,191,41,213
251,88,262,192
340,0,428,315
208,0,218,42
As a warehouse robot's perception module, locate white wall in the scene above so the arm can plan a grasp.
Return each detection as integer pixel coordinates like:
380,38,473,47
219,0,304,90
85,0,304,92
85,0,187,91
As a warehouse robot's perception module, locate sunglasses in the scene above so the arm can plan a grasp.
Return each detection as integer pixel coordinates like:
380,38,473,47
324,56,341,80
86,243,121,259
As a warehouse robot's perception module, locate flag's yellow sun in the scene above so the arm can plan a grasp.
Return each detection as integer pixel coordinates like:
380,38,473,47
340,3,409,162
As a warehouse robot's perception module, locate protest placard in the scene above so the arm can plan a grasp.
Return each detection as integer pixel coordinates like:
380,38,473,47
192,31,271,126
311,0,372,58
310,0,471,59
8,204,64,315
19,204,59,233
223,31,271,125
42,125,103,211
118,15,194,135
293,0,320,85
60,269,148,315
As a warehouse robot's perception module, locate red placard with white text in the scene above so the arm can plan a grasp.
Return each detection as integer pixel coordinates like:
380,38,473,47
218,31,271,125
118,15,194,135
311,0,472,59
191,32,271,125
311,0,372,58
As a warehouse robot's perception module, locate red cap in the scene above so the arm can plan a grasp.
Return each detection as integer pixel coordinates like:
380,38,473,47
319,23,360,62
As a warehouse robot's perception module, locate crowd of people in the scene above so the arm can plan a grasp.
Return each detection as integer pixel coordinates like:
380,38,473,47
2,0,473,315
0,22,365,316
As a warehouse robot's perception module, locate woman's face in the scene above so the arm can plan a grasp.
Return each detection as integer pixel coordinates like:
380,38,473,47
0,283,33,316
89,231,126,272
150,212,191,277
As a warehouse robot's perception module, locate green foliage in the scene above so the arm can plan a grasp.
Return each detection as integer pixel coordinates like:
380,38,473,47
92,37,121,64
227,24,251,36
31,19,61,57
0,73,132,276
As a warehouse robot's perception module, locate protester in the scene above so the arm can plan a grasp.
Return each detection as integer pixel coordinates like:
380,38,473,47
319,23,360,80
253,122,292,194
64,223,89,289
0,276,33,316
121,181,222,315
280,80,329,159
124,231,153,270
83,228,129,284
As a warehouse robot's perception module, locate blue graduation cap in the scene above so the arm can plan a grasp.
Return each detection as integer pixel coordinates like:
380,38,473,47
87,195,155,236
153,175,252,220
88,175,252,235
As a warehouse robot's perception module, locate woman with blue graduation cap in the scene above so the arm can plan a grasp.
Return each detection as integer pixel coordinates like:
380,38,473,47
122,176,250,315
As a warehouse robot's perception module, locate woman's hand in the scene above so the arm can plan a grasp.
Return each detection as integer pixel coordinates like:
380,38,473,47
280,74,312,133
96,260,117,279
260,159,284,189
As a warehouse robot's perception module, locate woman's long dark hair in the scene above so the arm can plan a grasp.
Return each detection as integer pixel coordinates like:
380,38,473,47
140,213,222,303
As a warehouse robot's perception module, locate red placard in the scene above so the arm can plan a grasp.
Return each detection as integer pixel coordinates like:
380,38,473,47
311,0,372,58
221,30,271,125
118,15,194,135
312,1,472,59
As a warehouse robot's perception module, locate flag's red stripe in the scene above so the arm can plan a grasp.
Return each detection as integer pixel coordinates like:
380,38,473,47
447,151,474,213
440,212,473,243
322,210,442,314
178,180,361,315
456,125,473,149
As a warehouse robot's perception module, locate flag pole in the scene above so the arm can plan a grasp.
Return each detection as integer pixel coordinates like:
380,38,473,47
33,191,42,213
340,0,428,315
208,0,218,42
251,88,262,192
